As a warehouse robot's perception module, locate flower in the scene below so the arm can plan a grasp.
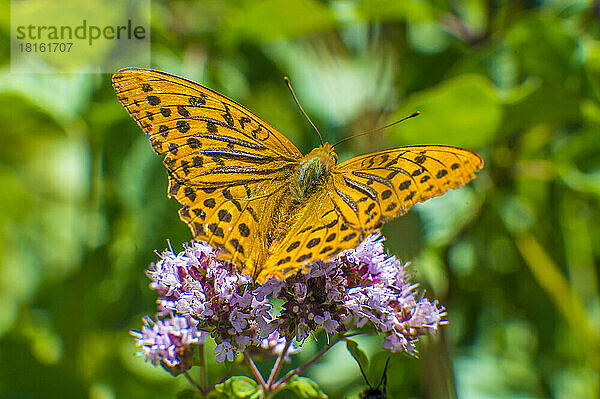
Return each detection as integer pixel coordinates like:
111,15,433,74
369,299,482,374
214,340,236,362
134,233,446,366
131,315,206,372
261,331,300,361
314,311,340,334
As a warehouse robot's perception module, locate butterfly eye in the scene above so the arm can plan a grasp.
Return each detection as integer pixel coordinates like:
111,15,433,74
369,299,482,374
331,152,338,164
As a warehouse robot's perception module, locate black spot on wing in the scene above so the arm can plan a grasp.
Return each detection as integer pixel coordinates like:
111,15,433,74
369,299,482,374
204,198,216,208
320,246,333,254
176,120,190,133
398,180,411,190
147,96,160,105
158,125,169,138
277,257,291,265
189,95,206,106
207,223,224,238
307,238,320,248
177,105,190,117
184,186,196,202
230,238,244,254
404,191,416,201
297,253,312,262
287,241,301,252
193,222,205,236
341,232,357,242
187,138,201,149
238,223,250,237
221,104,234,127
192,208,206,220
218,209,232,223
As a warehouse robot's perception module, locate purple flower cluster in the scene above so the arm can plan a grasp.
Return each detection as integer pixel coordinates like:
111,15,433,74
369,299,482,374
132,234,446,368
131,315,206,373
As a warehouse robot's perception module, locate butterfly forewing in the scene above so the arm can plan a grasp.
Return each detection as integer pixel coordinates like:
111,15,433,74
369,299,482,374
332,146,483,231
112,68,302,270
112,68,302,160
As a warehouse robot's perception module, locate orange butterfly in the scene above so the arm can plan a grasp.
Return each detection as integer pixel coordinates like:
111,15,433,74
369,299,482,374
112,68,483,282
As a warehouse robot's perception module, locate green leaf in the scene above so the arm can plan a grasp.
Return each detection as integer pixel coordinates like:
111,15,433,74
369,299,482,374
389,74,502,148
407,21,450,54
221,0,335,45
214,376,261,399
345,339,369,376
506,17,577,83
356,0,436,23
285,375,328,399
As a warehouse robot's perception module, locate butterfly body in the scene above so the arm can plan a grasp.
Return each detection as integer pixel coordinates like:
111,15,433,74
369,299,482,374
292,143,336,200
112,68,484,282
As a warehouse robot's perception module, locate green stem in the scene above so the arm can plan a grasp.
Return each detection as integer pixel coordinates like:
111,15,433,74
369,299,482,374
199,343,207,394
271,333,348,391
267,339,292,389
184,370,204,394
244,351,268,392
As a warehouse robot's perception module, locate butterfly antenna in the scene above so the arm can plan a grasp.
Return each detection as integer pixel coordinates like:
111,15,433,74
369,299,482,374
378,358,391,390
284,76,324,145
349,352,372,388
332,111,420,148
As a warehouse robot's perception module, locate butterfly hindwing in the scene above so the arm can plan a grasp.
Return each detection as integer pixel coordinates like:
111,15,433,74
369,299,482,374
180,180,279,270
332,146,484,231
262,182,361,281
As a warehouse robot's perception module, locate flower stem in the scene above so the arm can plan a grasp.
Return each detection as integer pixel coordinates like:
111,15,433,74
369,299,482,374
243,351,268,392
271,333,346,390
198,343,207,394
184,370,204,394
267,339,292,389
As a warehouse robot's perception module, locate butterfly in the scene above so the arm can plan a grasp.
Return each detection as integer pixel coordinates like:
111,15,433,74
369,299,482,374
112,68,483,283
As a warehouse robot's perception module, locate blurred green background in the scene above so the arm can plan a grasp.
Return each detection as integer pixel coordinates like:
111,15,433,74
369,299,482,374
1,0,599,398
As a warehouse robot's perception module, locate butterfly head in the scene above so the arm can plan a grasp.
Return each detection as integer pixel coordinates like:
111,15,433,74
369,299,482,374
313,142,337,166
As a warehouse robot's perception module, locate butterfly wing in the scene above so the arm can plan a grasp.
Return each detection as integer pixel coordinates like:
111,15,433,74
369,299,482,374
254,145,483,282
112,68,303,272
331,145,484,231
258,183,356,281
